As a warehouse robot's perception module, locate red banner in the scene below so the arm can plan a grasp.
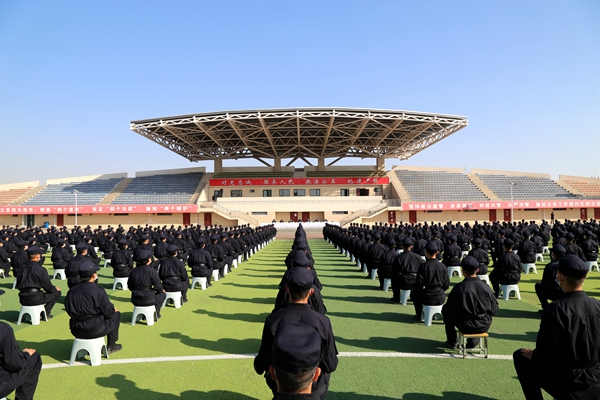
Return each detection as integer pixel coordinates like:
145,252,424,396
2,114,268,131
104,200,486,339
0,204,198,215
401,200,599,211
210,177,389,187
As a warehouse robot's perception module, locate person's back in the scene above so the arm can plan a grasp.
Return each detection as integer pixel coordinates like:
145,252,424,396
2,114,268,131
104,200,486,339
518,235,537,264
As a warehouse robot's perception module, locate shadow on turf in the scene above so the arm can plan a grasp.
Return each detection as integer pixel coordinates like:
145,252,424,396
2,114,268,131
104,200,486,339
18,338,73,362
160,332,260,353
194,308,271,323
222,282,280,290
491,331,538,342
97,374,258,399
211,294,274,305
336,335,440,353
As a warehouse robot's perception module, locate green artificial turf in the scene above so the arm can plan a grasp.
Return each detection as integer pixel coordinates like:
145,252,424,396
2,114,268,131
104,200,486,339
0,237,584,399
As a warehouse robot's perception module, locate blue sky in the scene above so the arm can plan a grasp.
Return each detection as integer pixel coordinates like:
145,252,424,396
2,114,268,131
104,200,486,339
0,0,598,185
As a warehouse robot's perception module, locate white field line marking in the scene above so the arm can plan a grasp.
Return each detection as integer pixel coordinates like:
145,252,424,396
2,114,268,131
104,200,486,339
43,351,511,369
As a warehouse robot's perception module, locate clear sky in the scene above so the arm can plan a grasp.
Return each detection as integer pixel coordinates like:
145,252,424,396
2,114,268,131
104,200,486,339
0,0,598,185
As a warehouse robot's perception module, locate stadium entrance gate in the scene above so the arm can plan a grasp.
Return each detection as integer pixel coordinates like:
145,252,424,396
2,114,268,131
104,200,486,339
388,211,396,224
504,209,511,222
489,209,497,222
409,211,417,224
596,208,600,220
290,212,298,222
57,214,64,226
580,208,587,220
204,213,212,226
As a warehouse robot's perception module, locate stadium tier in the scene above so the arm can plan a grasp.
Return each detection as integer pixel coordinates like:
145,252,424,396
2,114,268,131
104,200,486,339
562,179,600,197
395,169,489,202
22,179,123,206
111,172,204,204
476,174,575,200
0,187,33,206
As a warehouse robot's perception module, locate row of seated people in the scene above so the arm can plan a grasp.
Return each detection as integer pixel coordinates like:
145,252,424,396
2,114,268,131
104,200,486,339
254,224,338,399
324,221,600,399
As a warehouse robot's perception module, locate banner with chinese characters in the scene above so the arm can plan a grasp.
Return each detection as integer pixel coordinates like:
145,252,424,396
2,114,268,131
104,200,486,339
209,177,389,187
401,200,600,211
0,204,198,215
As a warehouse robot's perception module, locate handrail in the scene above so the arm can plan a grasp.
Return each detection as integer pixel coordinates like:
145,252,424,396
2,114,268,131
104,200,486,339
201,202,259,226
339,201,388,226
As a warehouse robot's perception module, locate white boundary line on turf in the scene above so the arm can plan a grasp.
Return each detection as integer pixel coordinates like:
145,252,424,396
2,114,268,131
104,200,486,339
42,351,512,369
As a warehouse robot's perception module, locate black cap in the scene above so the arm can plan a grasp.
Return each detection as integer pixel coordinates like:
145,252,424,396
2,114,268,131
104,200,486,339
138,249,153,261
27,245,43,255
558,255,588,279
402,237,414,247
296,242,308,250
461,256,480,272
76,242,88,251
118,239,129,246
373,232,381,240
210,234,219,241
387,239,396,247
473,238,482,246
565,232,575,239
291,252,312,268
272,324,321,373
503,238,514,248
167,245,179,255
425,242,438,253
449,235,457,242
551,244,566,257
287,267,314,292
79,260,100,278
196,237,206,245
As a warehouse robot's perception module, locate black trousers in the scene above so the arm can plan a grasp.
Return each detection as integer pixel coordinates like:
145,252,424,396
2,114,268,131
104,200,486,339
0,351,42,400
513,350,560,400
19,291,61,317
442,305,488,346
132,292,166,317
534,283,561,308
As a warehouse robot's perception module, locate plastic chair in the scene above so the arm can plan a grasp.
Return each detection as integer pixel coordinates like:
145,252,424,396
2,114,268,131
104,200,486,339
69,337,108,366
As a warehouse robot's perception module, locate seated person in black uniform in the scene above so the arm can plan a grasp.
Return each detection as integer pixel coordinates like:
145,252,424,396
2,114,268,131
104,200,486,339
270,324,322,400
514,255,600,399
0,237,10,277
16,245,61,319
188,237,214,286
127,250,166,319
467,238,490,276
66,242,89,289
442,256,498,349
377,239,397,289
534,244,565,311
0,320,42,399
64,261,122,354
255,268,338,400
274,266,327,315
489,238,522,297
50,239,72,270
10,241,29,279
390,238,423,303
158,245,189,303
111,239,134,278
412,242,450,320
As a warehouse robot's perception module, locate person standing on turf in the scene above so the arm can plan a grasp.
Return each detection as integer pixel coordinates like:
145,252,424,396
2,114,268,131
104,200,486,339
254,267,338,400
513,255,600,399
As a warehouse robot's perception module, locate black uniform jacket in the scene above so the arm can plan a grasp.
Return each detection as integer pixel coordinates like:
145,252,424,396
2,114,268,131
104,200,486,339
532,291,600,398
65,281,116,339
0,322,34,384
413,258,450,304
254,303,338,390
445,277,498,331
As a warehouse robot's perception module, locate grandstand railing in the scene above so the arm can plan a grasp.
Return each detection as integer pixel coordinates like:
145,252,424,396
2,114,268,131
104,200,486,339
339,201,388,226
200,202,259,226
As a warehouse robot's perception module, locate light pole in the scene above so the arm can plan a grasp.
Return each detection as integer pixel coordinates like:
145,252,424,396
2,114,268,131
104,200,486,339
72,189,79,227
509,181,516,222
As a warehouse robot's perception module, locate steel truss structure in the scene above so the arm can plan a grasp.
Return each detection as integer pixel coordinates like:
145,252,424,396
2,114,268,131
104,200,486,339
130,108,468,166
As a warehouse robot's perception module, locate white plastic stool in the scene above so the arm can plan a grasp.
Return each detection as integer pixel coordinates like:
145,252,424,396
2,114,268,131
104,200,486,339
421,305,444,326
223,264,229,276
421,256,426,262
69,337,108,366
0,269,4,279
103,258,111,268
17,305,47,325
112,277,128,290
212,269,219,282
400,289,411,306
512,250,518,254
461,251,469,259
191,277,207,290
232,259,238,269
238,255,242,264
448,266,462,278
542,246,549,254
370,269,378,280
131,306,158,326
478,274,490,285
586,261,599,272
499,284,521,300
53,269,66,280
522,263,537,274
535,253,544,262
383,278,391,292
162,291,183,309
12,278,17,290
361,262,367,274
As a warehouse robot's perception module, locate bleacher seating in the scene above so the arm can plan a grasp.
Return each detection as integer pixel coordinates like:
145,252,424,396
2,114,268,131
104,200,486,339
563,181,600,198
213,171,293,179
22,179,123,206
306,170,387,178
477,174,575,200
395,170,489,202
0,188,32,206
111,173,203,204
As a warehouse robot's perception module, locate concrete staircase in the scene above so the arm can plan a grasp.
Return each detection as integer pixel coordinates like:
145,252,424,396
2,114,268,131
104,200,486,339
100,178,133,204
388,170,411,201
554,180,584,197
190,174,211,204
339,202,388,227
467,174,498,200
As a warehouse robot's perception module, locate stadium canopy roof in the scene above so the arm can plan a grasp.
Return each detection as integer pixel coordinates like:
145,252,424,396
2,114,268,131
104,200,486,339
130,108,468,168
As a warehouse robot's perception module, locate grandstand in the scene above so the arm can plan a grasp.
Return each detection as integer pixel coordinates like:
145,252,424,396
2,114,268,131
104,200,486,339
23,178,123,206
394,168,489,202
475,172,575,200
560,175,600,198
111,172,204,204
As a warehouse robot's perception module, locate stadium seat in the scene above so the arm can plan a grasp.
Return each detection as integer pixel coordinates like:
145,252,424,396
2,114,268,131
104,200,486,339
17,305,47,325
69,337,108,366
131,306,158,326
421,305,444,326
499,284,521,300
457,331,489,359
